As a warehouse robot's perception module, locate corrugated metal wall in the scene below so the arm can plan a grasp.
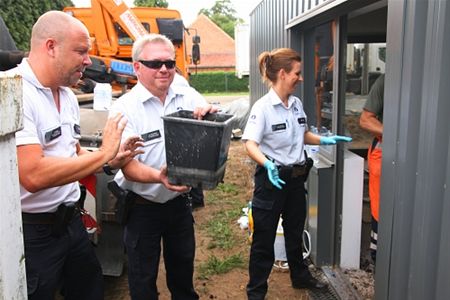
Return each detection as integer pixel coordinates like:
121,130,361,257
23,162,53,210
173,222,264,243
249,0,353,104
376,0,450,299
249,0,298,104
250,0,450,299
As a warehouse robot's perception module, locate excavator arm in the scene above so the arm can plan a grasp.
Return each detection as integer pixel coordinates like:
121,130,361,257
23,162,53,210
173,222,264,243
91,0,147,56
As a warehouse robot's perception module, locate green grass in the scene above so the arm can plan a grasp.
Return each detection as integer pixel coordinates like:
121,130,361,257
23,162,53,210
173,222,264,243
197,254,245,280
205,183,239,205
198,181,248,278
204,209,241,250
203,183,244,249
205,192,221,205
216,182,239,195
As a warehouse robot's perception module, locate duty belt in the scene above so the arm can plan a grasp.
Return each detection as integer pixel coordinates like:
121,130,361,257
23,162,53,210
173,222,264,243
278,164,309,179
132,193,188,206
22,212,56,224
22,203,80,225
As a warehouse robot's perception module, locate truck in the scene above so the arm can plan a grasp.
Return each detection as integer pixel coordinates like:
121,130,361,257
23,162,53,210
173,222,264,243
64,0,200,92
234,23,249,79
346,43,386,95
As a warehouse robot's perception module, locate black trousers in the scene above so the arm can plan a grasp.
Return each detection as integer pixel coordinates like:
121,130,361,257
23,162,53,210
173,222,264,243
189,187,204,207
370,216,378,263
247,167,310,300
124,195,198,300
23,215,103,300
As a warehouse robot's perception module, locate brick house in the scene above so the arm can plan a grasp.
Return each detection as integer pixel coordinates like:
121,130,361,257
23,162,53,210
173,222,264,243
185,14,235,73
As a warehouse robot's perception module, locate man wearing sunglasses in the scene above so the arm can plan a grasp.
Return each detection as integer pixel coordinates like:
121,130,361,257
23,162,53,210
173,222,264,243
110,33,215,300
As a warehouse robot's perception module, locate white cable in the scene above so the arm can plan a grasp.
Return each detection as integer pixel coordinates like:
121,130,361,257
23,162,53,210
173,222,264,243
302,230,311,259
273,229,312,269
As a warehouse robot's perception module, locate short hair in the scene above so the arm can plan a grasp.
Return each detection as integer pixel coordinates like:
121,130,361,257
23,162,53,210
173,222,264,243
258,48,302,86
132,33,175,61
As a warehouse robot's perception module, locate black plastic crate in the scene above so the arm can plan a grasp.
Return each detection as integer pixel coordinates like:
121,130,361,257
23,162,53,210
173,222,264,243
162,110,235,189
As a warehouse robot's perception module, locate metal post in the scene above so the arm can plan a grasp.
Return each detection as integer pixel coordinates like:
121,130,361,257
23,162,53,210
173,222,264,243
0,73,27,299
361,43,370,95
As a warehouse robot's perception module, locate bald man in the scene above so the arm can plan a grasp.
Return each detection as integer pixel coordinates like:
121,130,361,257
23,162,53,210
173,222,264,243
7,11,141,299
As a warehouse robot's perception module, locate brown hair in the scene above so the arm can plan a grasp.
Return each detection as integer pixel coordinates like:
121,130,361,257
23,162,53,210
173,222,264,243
258,48,301,86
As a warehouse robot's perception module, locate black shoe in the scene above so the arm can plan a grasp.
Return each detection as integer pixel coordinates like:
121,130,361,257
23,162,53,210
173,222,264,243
292,276,327,290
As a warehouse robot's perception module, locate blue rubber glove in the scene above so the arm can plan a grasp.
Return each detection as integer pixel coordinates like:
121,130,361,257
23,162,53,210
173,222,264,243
320,135,353,145
263,160,286,190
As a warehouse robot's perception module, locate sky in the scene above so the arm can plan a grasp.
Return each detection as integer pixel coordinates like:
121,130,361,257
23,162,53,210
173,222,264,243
71,0,261,26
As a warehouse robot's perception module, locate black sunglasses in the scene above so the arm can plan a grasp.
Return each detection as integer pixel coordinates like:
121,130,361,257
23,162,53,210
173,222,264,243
139,60,176,69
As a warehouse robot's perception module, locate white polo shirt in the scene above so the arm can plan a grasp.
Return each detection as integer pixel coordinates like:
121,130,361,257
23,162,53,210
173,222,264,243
12,59,81,213
242,88,308,166
172,73,206,102
111,82,207,203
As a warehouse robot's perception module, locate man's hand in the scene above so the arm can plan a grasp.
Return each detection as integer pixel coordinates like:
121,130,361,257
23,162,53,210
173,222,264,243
320,135,352,145
108,136,145,170
263,160,285,190
193,104,218,120
99,112,127,161
159,166,190,193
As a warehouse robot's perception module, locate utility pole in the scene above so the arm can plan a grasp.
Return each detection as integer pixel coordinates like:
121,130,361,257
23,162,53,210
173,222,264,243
0,73,27,299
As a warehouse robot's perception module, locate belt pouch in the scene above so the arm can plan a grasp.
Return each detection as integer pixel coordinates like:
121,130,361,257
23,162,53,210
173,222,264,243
303,157,314,181
52,203,75,237
107,180,135,225
293,165,306,177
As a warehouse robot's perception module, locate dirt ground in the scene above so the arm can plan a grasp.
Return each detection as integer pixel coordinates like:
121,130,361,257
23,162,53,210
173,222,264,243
103,140,310,299
343,268,374,300
77,94,375,299
102,139,375,299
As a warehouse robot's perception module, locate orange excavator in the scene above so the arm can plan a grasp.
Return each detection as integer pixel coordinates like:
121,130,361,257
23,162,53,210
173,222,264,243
64,0,200,92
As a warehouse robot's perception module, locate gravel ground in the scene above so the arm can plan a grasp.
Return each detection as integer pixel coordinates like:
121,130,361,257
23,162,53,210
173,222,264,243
343,268,375,299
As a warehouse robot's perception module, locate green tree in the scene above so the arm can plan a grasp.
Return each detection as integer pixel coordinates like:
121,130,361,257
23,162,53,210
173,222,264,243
134,0,168,8
0,0,73,50
199,0,243,38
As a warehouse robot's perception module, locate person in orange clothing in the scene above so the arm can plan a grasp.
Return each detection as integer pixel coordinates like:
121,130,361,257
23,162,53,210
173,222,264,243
359,73,385,264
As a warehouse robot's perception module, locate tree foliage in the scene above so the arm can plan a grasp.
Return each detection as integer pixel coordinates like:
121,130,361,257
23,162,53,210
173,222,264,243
0,0,73,51
134,0,168,8
199,0,243,38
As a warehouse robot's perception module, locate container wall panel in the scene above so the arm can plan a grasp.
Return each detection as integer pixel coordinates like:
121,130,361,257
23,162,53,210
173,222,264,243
249,0,296,105
250,1,450,300
376,0,450,299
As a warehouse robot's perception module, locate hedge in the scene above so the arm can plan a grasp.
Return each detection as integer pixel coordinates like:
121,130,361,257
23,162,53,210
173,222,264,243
189,71,249,93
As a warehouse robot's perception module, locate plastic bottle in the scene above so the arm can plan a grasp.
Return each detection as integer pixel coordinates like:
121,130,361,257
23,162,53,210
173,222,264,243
93,83,112,111
309,145,320,164
305,144,319,165
306,125,321,164
247,201,253,243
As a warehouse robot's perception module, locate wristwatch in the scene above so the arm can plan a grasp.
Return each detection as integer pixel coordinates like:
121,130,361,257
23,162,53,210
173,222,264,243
103,163,116,176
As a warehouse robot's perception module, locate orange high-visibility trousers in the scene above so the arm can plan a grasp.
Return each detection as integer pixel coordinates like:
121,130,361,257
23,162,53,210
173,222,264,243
368,138,382,222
